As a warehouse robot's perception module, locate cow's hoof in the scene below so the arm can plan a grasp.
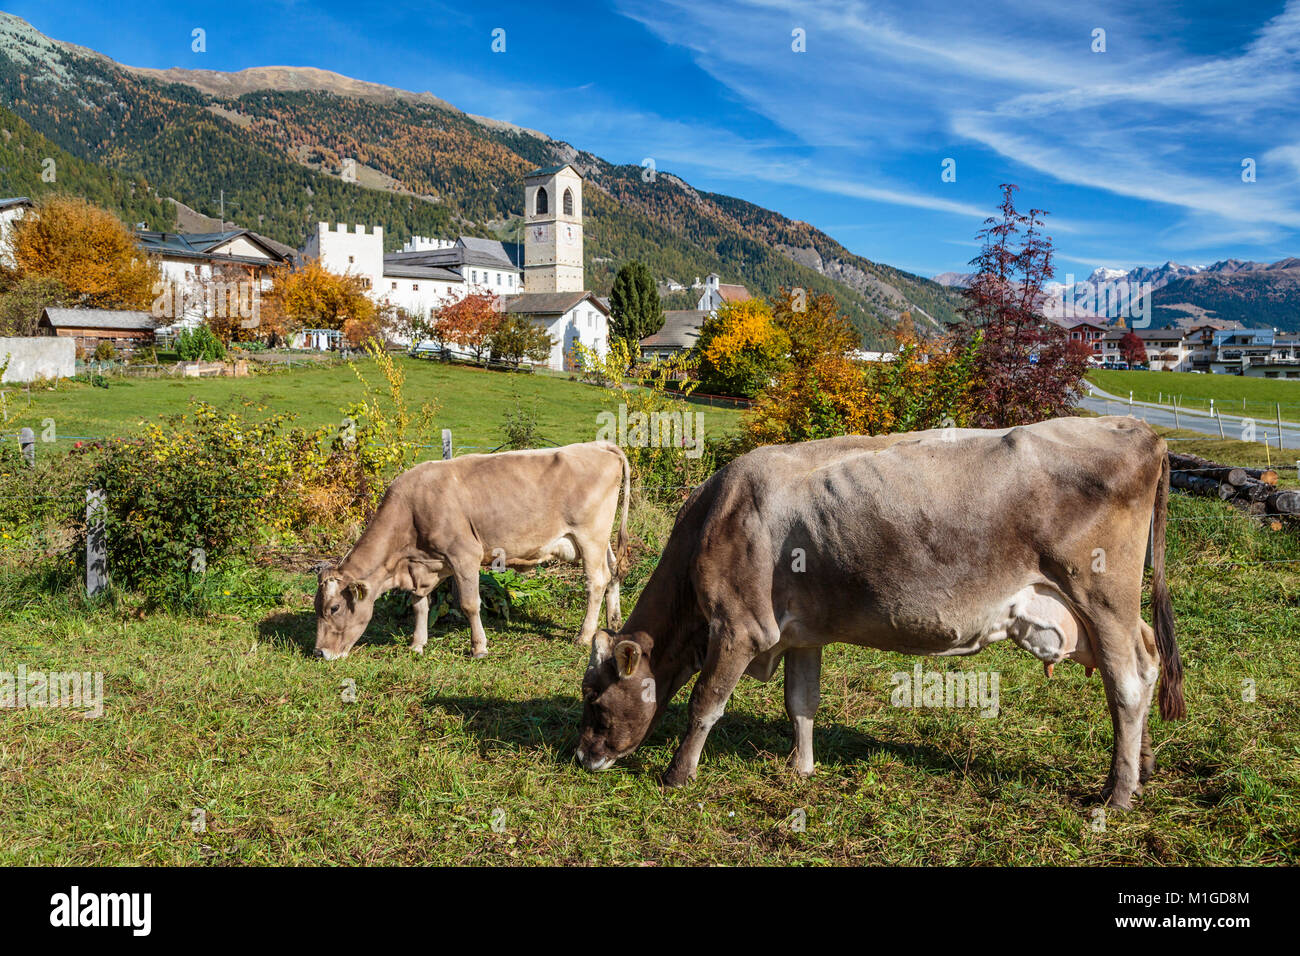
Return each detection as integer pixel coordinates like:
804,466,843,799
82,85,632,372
663,764,697,788
573,634,593,648
470,649,489,660
787,751,815,778
410,645,425,655
1099,786,1135,811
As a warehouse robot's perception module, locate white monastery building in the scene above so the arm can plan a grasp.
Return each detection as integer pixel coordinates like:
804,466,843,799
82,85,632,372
300,163,609,370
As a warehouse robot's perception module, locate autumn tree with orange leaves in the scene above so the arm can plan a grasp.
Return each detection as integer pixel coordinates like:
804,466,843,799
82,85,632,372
4,196,159,309
745,292,977,447
269,258,386,347
431,292,501,364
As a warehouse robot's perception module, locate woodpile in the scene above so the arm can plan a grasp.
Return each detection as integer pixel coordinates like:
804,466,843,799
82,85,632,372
1168,452,1298,528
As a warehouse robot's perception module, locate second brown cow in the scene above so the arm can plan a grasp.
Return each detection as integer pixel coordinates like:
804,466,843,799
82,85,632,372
314,441,630,660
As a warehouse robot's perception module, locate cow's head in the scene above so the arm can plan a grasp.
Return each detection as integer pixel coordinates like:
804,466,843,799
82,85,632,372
577,630,657,771
312,573,376,660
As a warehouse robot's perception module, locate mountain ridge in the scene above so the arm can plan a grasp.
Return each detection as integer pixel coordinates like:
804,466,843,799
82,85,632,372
0,11,965,346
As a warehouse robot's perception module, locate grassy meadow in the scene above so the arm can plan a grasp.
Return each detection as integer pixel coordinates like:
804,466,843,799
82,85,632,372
0,360,1296,865
1088,368,1300,422
0,355,743,450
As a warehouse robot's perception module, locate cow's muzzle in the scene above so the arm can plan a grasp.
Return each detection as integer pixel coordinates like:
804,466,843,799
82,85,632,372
576,749,616,772
312,648,348,660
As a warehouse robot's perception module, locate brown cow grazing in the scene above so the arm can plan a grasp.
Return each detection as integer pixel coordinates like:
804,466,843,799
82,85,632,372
314,441,630,660
577,417,1184,810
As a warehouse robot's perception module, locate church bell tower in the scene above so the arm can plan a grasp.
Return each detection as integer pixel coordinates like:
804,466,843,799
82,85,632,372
523,164,584,293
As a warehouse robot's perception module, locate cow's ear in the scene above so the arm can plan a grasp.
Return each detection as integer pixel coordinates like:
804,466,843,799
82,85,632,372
348,581,370,602
613,640,642,678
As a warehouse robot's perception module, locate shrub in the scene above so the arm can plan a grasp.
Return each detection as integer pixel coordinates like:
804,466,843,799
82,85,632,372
176,326,227,362
80,405,320,603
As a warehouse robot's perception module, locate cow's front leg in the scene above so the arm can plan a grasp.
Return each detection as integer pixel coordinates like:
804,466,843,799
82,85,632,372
664,638,755,787
452,567,489,658
783,646,822,778
410,593,430,654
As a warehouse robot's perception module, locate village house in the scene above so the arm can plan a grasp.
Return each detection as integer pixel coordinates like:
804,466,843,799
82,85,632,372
38,306,156,354
0,197,33,268
696,273,751,312
1065,321,1109,362
136,229,295,331
640,309,708,362
1134,327,1192,372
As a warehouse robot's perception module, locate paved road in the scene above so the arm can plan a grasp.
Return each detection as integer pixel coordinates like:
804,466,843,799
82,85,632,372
1080,384,1300,453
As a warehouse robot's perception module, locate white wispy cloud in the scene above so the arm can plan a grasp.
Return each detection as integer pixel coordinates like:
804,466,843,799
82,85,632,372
612,0,1300,269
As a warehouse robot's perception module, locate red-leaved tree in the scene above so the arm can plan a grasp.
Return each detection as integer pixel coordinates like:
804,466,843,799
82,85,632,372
1119,331,1148,368
954,184,1089,427
432,292,500,364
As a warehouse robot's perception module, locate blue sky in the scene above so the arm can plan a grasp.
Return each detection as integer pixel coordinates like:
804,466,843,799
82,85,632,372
11,0,1300,278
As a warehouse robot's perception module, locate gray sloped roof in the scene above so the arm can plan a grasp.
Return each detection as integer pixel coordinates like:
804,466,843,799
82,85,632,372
136,229,292,265
641,310,707,349
456,236,523,268
382,263,463,281
0,197,33,211
40,307,157,331
384,245,520,272
500,291,607,316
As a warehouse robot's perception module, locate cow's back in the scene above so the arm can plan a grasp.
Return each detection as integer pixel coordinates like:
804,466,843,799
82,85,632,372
677,417,1164,653
392,442,625,561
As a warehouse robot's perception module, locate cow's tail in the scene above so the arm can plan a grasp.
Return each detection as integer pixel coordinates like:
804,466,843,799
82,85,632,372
1152,451,1185,720
614,444,632,580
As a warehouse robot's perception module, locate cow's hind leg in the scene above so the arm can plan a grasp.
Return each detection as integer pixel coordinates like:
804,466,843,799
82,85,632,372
664,620,769,787
603,545,622,631
1094,617,1158,810
573,536,613,648
784,646,821,778
410,593,430,654
1138,622,1157,785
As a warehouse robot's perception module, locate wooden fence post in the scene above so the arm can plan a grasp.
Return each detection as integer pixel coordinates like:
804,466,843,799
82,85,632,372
441,429,452,460
86,488,107,598
1278,404,1285,451
19,426,35,467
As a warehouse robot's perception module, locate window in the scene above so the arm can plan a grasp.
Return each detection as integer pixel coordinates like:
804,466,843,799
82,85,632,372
535,187,549,215
508,275,513,287
496,273,501,286
348,255,354,264
391,281,398,290
563,188,574,216
412,283,419,291
472,270,477,283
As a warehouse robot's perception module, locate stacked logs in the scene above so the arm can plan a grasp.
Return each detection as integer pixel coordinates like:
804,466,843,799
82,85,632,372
1169,452,1299,528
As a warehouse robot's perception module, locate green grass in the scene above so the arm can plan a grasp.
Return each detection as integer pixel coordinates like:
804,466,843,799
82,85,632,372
0,488,1296,865
0,374,1295,865
1089,369,1300,421
0,356,742,451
